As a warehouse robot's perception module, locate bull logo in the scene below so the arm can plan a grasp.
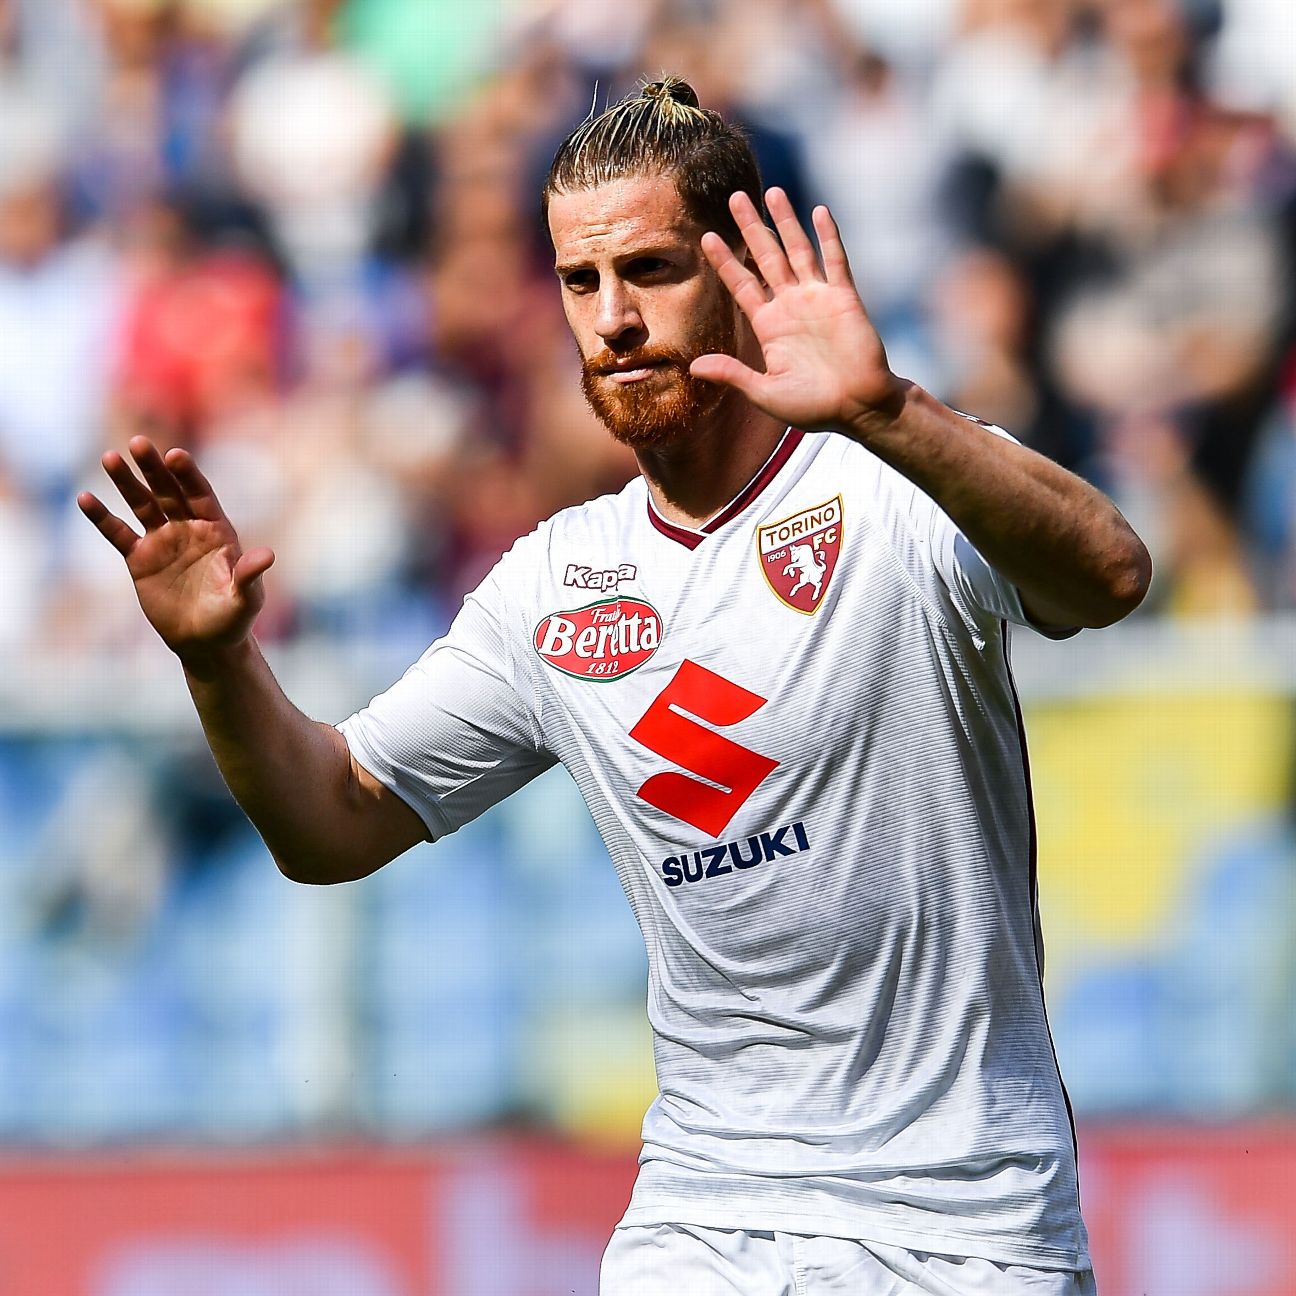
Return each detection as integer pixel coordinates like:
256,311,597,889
784,542,827,600
757,496,843,614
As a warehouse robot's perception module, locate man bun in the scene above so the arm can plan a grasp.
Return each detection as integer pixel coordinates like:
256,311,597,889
542,73,763,247
641,77,701,110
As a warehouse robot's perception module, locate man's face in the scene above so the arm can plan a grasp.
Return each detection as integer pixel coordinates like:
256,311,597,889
548,172,742,451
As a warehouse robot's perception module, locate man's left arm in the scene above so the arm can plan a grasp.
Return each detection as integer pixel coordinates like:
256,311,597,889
692,187,1152,630
844,382,1151,629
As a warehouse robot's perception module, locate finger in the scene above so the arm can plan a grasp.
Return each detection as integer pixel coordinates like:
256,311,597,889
811,204,856,291
129,436,194,521
689,352,766,401
766,188,822,283
102,450,168,531
164,446,226,523
233,546,275,591
728,190,796,290
77,491,141,558
700,231,769,320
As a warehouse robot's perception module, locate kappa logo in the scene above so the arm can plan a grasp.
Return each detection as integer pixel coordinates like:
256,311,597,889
757,495,843,614
533,597,662,681
564,562,637,592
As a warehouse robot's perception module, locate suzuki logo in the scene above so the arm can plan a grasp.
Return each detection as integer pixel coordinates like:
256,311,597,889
629,660,779,836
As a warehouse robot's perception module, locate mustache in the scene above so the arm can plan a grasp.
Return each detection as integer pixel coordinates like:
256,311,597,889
584,345,695,377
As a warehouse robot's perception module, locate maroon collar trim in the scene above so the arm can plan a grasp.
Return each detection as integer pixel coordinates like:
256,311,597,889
646,428,805,550
646,507,707,549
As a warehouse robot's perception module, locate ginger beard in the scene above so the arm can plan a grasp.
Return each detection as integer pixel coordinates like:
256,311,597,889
580,309,742,451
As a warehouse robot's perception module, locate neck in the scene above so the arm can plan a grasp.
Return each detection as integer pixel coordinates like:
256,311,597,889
635,399,787,529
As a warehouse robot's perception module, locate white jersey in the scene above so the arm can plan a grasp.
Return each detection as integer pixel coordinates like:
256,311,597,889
338,425,1090,1271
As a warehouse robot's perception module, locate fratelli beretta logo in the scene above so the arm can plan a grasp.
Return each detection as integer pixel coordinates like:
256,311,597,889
533,597,663,680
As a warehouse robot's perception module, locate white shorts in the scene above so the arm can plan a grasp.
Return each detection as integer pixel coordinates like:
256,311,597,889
600,1224,1098,1296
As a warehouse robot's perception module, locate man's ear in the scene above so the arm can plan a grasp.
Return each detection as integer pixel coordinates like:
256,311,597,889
741,245,769,292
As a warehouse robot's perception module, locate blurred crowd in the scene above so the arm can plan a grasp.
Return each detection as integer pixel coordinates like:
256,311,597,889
2,0,1296,663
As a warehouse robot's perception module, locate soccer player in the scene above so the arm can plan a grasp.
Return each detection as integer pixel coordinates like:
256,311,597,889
81,79,1148,1294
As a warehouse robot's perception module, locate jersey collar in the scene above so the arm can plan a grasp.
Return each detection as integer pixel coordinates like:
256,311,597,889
645,428,805,551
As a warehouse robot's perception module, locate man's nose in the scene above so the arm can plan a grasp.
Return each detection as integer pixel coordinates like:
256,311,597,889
594,282,645,345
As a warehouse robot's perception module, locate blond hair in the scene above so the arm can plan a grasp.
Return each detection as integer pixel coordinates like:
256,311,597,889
542,78,763,245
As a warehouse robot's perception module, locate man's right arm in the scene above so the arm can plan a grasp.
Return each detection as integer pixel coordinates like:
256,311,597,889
181,638,427,884
78,436,425,885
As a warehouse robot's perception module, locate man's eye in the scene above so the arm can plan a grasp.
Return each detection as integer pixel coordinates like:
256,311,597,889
563,272,596,293
629,258,668,277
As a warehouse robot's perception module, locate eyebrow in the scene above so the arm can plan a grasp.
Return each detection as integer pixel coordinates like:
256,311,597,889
554,244,688,276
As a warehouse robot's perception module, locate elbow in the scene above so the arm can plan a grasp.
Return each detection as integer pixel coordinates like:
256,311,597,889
272,850,332,885
1093,535,1154,627
273,851,319,885
272,846,376,886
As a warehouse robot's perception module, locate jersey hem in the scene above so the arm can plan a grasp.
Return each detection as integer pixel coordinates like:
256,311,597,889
337,723,445,842
615,1202,1090,1272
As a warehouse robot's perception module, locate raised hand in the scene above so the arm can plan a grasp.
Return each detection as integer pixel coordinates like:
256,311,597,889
77,437,275,660
690,188,902,434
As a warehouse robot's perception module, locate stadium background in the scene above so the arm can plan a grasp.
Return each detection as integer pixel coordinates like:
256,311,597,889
0,0,1294,1291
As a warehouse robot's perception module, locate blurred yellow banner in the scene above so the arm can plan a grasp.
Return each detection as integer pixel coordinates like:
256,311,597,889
1029,690,1293,979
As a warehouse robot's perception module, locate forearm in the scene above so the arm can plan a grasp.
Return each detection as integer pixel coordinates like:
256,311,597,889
843,382,1152,627
180,638,401,883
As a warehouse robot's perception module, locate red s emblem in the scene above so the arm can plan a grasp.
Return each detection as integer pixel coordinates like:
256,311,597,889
629,660,778,836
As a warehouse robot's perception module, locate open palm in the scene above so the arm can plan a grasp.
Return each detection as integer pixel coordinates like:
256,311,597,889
690,189,900,432
78,437,275,657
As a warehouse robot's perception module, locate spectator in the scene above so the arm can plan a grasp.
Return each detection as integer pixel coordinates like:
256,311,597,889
111,194,283,442
0,104,120,505
228,0,396,282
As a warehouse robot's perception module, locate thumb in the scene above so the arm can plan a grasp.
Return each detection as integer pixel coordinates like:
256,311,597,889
233,546,275,591
690,353,765,399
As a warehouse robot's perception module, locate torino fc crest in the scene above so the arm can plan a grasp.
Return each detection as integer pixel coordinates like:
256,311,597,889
757,495,843,614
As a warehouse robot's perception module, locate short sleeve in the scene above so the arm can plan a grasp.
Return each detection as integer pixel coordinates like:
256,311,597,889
868,419,1080,642
337,565,555,842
